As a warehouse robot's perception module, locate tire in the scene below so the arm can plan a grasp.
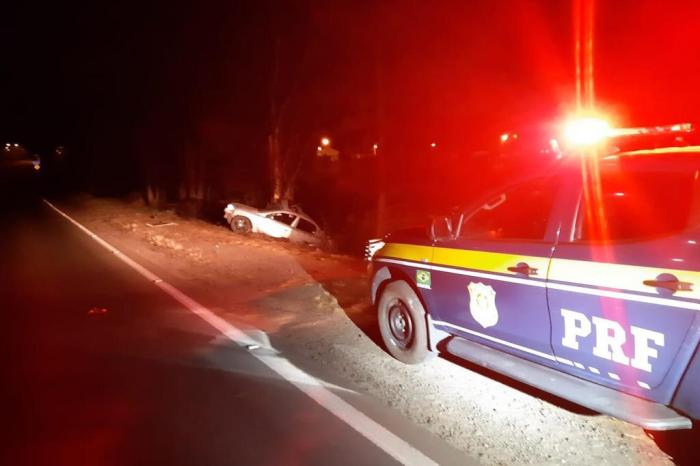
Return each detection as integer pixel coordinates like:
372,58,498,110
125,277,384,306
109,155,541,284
230,215,252,234
377,280,435,364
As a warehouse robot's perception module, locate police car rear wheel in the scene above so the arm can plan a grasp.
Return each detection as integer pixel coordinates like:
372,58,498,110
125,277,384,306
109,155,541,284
377,280,434,364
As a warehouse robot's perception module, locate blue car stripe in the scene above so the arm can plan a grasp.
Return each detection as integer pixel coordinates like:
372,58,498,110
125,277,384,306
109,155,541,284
433,320,652,387
432,319,564,362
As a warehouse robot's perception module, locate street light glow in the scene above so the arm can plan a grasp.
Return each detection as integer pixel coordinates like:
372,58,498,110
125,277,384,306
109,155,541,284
321,137,330,147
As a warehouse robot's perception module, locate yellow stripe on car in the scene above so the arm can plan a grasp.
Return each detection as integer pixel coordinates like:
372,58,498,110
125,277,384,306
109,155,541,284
377,242,549,277
432,247,550,277
376,243,433,263
377,242,700,300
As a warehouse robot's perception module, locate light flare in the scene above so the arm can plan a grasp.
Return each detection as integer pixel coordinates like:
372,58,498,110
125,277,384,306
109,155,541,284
564,117,611,147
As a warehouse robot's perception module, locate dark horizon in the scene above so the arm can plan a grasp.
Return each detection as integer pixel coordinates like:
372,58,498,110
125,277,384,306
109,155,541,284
3,1,700,202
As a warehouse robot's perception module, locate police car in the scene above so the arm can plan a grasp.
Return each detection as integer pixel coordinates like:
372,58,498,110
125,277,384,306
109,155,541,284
370,122,700,431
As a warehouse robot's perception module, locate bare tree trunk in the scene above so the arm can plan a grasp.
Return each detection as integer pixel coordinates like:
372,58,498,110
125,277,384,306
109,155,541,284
268,126,283,203
179,141,206,202
144,158,162,207
146,182,159,206
282,175,295,201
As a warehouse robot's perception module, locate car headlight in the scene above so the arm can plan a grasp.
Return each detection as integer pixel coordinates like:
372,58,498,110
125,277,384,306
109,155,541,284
226,203,235,211
364,239,385,261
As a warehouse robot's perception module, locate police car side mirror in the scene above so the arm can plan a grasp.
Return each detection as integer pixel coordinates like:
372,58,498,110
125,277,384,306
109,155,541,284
430,216,453,242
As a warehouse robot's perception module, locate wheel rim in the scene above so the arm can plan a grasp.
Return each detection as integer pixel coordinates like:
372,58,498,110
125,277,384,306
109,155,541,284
387,300,413,349
233,218,248,231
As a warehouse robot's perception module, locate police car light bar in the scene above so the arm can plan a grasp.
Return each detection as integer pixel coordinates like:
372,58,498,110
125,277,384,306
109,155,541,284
609,122,693,137
561,118,694,149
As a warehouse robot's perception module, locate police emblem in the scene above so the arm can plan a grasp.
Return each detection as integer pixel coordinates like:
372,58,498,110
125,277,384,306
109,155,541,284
467,282,498,328
416,270,431,289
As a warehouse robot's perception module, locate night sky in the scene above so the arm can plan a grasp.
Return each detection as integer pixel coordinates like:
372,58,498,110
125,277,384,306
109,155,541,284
3,0,700,202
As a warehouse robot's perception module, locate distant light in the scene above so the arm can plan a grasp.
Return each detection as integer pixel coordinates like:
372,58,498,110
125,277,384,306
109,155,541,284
372,143,379,150
321,137,331,147
500,133,518,144
671,258,685,263
316,145,322,151
13,143,19,147
430,142,437,148
563,117,611,147
613,192,625,197
33,163,40,171
688,240,697,245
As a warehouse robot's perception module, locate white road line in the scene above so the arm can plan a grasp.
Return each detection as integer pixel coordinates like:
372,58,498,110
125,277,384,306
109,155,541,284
43,199,438,466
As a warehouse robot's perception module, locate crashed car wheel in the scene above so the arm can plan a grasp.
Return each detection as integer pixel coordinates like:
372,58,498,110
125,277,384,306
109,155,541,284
377,280,435,365
230,215,252,234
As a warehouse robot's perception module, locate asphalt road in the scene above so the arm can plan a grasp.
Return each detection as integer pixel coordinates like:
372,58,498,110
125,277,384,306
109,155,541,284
0,184,471,466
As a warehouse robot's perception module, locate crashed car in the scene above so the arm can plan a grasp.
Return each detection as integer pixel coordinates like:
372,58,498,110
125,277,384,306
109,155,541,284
370,123,700,431
223,202,325,246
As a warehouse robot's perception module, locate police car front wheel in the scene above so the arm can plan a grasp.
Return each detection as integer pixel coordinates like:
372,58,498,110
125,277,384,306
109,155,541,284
377,280,435,365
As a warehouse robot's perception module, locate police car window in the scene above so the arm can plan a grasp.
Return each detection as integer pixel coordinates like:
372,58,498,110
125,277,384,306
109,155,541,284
577,170,697,241
296,218,317,234
268,212,296,225
460,178,557,241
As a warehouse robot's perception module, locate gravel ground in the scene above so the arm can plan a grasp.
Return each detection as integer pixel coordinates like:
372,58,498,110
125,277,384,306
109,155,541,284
55,195,689,466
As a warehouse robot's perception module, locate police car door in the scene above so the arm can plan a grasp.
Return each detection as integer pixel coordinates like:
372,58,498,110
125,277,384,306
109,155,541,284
429,175,564,362
548,157,700,401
